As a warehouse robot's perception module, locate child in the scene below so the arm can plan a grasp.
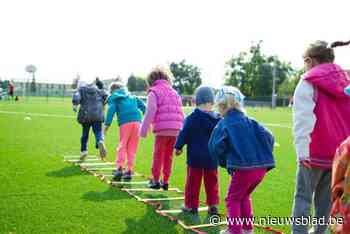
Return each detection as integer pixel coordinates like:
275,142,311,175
72,81,108,161
104,82,146,181
174,86,221,216
140,67,184,190
331,136,350,234
292,40,350,234
208,86,275,234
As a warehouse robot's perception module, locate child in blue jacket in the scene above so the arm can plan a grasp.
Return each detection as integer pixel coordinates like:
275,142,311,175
208,86,275,234
104,82,146,181
175,86,221,216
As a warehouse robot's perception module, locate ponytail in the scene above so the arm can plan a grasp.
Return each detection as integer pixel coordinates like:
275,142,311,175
330,40,350,48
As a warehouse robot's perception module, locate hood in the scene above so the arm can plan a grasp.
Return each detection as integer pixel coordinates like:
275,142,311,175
108,88,129,103
304,63,350,98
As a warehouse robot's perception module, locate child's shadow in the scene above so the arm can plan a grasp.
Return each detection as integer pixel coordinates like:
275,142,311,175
81,187,129,202
121,205,178,234
46,165,85,178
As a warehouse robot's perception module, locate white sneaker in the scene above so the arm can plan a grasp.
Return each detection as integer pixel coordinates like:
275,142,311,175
80,151,88,161
98,141,107,160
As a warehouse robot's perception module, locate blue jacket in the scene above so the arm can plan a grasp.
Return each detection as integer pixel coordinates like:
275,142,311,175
174,108,221,169
208,109,275,174
105,89,146,126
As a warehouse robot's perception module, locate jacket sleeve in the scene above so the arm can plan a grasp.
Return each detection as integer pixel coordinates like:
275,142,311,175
140,92,157,137
174,117,191,150
208,121,229,168
72,90,81,105
136,98,146,114
293,79,316,161
105,102,116,126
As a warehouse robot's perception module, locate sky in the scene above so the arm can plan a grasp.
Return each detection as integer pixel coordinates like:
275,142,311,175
0,0,349,87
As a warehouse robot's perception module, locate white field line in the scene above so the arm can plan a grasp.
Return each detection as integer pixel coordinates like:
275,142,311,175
0,110,75,119
263,123,291,129
0,110,292,129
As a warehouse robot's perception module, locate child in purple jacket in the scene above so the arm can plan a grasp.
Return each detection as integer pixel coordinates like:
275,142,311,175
140,67,184,190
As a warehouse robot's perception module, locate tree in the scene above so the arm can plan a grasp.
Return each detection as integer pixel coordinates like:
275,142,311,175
170,60,202,95
277,69,303,97
225,41,295,97
127,74,137,92
127,74,147,92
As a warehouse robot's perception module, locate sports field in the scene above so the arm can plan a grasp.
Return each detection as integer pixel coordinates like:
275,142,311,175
0,98,296,234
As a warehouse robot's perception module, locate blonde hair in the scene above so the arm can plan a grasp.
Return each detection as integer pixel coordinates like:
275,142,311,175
215,86,245,113
146,66,172,87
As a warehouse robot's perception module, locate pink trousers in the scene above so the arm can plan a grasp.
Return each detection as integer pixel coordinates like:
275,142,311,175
151,135,177,184
226,168,267,234
116,122,140,171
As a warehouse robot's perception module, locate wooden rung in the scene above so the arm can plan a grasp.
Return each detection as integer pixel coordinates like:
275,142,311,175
87,168,116,171
185,221,227,229
80,162,114,166
66,159,100,163
122,188,181,192
111,181,149,185
140,197,184,202
159,207,208,214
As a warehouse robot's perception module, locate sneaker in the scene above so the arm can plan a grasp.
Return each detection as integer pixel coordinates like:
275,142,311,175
98,141,107,160
242,229,254,234
79,151,88,161
112,167,123,181
161,181,168,191
148,180,161,189
122,171,132,180
208,206,219,216
181,205,198,214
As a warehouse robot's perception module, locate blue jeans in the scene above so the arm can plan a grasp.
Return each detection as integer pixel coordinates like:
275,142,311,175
80,122,104,152
292,164,331,234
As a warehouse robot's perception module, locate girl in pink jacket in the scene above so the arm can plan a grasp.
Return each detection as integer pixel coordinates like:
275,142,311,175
292,40,350,234
140,68,184,190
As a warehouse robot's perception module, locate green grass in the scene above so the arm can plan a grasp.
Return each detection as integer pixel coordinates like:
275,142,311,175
0,98,296,234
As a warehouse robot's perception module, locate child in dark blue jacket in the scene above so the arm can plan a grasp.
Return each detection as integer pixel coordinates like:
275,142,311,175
175,86,221,216
208,86,275,234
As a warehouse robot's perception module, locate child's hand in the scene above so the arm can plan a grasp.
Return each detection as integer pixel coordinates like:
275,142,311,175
300,160,312,169
175,149,182,156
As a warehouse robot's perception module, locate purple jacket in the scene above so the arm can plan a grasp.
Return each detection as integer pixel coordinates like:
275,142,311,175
148,80,184,133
